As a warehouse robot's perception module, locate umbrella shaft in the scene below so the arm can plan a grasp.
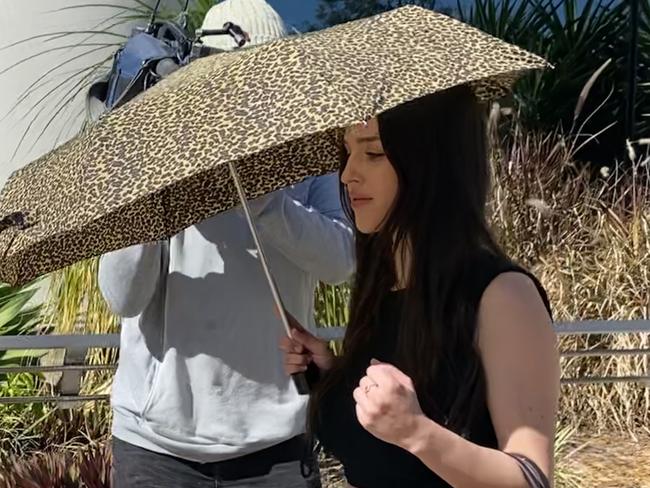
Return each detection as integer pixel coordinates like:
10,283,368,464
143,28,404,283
228,162,292,337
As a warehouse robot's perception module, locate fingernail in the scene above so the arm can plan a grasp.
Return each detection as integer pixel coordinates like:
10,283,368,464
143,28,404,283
370,358,380,365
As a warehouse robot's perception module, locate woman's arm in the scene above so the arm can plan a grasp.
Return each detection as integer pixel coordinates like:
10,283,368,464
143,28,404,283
354,272,560,488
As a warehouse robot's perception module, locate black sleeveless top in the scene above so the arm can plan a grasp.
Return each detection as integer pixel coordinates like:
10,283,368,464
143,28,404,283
316,253,552,488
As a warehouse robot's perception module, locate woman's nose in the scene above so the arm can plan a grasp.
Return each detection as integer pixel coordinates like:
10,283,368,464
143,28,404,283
341,155,361,186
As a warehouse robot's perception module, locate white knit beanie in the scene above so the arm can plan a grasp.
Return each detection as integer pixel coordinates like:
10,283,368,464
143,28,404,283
200,0,288,51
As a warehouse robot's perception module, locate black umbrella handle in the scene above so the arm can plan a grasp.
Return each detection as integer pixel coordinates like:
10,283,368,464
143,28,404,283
292,372,310,395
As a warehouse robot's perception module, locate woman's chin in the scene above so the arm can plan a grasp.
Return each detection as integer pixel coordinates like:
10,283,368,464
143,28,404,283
354,219,380,235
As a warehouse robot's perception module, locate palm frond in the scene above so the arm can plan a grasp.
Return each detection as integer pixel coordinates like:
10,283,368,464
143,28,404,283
0,2,155,163
0,31,127,52
10,60,112,162
3,57,112,123
0,42,120,77
45,0,153,15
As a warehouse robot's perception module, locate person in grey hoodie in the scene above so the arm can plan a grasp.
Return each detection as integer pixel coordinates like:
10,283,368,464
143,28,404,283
102,174,352,488
100,2,354,487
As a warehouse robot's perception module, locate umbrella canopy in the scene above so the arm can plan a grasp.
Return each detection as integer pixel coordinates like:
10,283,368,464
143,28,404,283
0,5,549,286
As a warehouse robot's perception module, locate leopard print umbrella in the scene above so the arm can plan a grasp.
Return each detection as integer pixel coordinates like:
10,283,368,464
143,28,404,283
0,5,548,286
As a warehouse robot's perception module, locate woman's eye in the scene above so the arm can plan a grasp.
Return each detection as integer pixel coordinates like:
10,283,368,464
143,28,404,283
366,152,384,159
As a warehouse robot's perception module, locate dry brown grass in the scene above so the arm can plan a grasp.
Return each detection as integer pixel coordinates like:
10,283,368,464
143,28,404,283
488,118,650,434
561,433,650,488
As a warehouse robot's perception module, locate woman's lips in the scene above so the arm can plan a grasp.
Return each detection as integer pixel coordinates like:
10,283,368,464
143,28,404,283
350,197,373,209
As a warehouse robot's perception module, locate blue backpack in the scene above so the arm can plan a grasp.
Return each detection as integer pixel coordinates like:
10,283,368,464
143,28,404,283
88,0,248,111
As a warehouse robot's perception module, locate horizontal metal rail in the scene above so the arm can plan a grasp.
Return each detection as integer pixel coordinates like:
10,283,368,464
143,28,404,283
561,347,650,358
0,333,120,350
554,320,650,335
0,364,117,374
0,320,647,405
0,394,110,405
561,375,650,385
1,320,649,350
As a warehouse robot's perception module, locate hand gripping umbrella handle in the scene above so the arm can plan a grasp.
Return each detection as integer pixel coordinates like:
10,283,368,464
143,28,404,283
291,372,310,395
228,162,310,396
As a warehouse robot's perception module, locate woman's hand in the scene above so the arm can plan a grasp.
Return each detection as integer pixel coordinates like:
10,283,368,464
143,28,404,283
279,323,334,375
353,359,428,451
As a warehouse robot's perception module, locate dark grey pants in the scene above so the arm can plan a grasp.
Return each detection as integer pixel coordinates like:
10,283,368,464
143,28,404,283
111,436,322,488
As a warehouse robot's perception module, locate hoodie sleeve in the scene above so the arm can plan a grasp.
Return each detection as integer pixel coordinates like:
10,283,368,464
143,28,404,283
98,241,167,318
248,173,355,285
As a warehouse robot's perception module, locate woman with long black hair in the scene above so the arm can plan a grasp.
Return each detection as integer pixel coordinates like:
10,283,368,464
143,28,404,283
281,84,560,488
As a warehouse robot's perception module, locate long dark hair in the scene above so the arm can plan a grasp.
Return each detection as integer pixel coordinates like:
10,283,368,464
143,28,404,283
310,84,509,436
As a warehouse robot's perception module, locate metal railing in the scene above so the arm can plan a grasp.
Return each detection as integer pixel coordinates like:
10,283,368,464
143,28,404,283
1,320,648,406
554,320,650,385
